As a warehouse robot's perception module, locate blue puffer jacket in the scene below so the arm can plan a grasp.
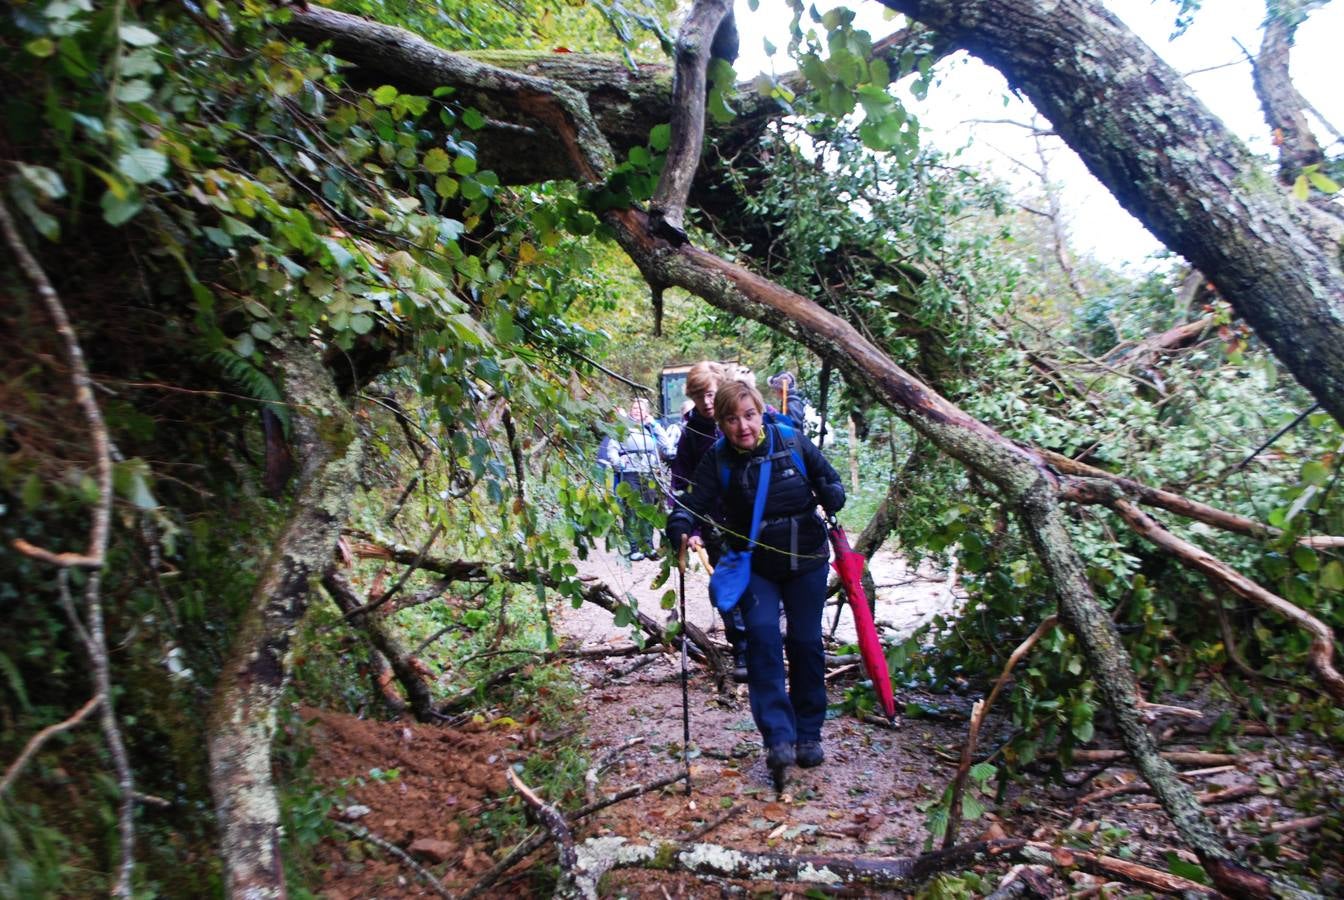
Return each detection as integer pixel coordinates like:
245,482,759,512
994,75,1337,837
667,423,845,581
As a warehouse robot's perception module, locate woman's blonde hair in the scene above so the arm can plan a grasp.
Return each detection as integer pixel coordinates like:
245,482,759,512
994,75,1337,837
714,378,764,426
685,360,724,399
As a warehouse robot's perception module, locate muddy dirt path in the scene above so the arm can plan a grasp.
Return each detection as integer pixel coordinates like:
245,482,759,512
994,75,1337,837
306,544,1342,897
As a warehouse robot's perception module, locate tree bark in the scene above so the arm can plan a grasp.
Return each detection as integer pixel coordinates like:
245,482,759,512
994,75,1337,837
206,343,363,899
876,0,1344,430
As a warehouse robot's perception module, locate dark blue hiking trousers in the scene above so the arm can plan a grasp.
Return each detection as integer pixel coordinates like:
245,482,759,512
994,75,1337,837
741,564,828,748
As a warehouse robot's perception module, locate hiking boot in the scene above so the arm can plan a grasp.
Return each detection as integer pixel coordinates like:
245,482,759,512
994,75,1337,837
766,742,795,771
731,647,749,683
795,740,825,769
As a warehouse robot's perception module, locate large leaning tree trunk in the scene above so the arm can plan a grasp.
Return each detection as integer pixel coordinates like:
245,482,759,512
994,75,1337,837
206,342,364,898
875,0,1344,428
277,10,1320,897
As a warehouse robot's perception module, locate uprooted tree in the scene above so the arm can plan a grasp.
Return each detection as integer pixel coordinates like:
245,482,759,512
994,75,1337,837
2,0,1340,896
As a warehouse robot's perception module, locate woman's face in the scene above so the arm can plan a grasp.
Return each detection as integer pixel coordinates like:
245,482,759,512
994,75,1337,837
693,384,717,419
721,394,762,450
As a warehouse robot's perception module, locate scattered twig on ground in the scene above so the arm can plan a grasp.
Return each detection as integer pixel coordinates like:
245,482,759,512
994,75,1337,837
945,615,1057,848
1019,842,1216,896
333,821,453,898
507,768,577,874
1076,766,1239,806
1069,749,1241,767
675,803,743,843
585,737,646,802
1131,782,1260,810
1268,816,1324,834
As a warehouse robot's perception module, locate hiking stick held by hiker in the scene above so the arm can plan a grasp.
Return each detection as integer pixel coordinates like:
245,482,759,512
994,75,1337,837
677,534,692,795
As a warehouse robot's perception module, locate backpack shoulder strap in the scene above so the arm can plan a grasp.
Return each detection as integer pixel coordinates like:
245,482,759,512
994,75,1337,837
769,418,808,480
714,437,730,492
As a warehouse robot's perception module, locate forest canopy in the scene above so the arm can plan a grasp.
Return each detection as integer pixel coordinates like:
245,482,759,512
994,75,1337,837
1,0,1342,896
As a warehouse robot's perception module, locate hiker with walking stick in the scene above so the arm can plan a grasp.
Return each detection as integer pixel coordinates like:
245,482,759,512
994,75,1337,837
669,361,750,682
666,380,845,789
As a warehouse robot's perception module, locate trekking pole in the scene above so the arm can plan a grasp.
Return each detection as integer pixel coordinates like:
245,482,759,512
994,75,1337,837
678,535,692,796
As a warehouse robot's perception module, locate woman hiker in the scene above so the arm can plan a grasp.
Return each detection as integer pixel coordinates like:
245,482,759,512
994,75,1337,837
666,379,845,782
669,362,749,683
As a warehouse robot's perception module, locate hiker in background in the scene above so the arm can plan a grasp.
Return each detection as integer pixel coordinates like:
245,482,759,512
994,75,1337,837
597,399,667,560
669,362,749,683
606,397,666,561
666,379,846,780
767,371,809,429
730,366,807,429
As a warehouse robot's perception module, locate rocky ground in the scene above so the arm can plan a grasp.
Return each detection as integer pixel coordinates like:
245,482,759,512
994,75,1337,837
305,545,1342,897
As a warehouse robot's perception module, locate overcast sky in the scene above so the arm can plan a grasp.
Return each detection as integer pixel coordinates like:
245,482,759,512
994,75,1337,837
731,0,1343,268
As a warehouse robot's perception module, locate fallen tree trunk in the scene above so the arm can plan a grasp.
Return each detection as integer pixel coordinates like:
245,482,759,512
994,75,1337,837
564,835,1027,899
206,342,364,898
876,0,1344,429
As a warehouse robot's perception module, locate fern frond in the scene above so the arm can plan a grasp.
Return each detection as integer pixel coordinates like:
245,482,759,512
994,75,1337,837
206,350,291,438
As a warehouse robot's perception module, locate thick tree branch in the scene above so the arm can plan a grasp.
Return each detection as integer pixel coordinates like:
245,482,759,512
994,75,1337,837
1250,1,1329,184
322,570,437,721
1046,448,1344,548
1108,498,1344,705
206,343,364,898
649,0,734,237
876,0,1344,431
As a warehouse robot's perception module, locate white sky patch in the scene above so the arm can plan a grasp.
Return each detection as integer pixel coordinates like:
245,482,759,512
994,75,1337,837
730,0,1343,269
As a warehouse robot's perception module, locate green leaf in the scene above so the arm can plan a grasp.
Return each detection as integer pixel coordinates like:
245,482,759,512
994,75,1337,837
121,48,161,77
1306,168,1340,194
115,79,153,103
25,37,56,57
1164,854,1210,885
461,107,486,129
20,473,43,509
113,458,158,509
116,147,168,184
1292,544,1318,573
321,237,355,272
453,154,477,175
100,188,143,226
1301,459,1329,487
118,24,159,46
17,163,66,199
434,175,459,198
373,85,398,106
1292,174,1310,201
423,147,450,174
1320,560,1344,592
349,313,375,334
648,123,672,152
960,791,985,821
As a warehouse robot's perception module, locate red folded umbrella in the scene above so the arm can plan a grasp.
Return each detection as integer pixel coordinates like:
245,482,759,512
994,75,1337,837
829,523,897,720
